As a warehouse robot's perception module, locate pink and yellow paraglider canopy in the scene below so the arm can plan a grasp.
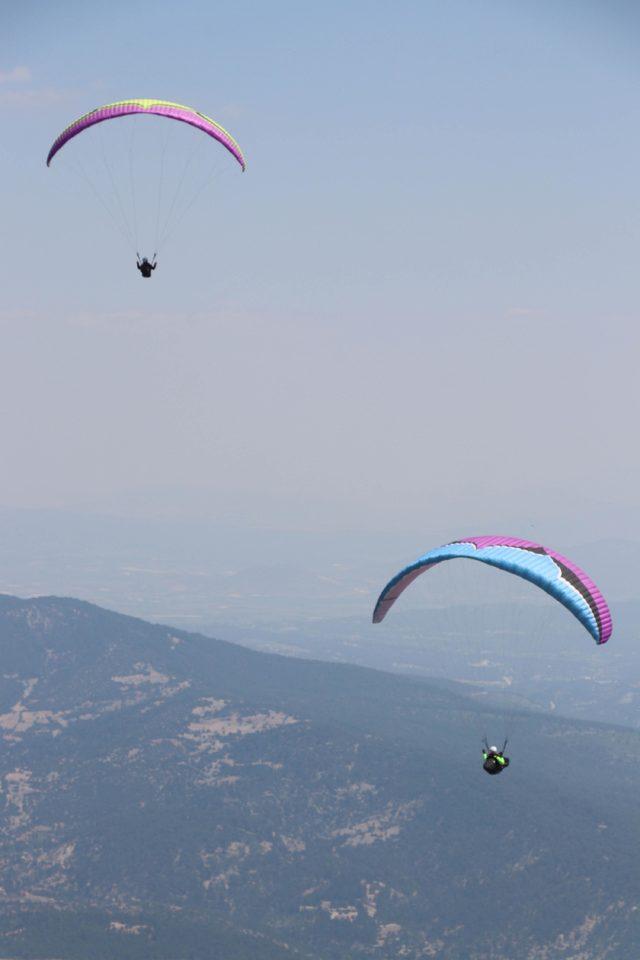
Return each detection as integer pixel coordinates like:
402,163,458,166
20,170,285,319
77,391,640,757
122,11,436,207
46,99,246,171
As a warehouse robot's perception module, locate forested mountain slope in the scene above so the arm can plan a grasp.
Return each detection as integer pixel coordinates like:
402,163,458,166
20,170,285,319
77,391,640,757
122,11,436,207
0,595,637,959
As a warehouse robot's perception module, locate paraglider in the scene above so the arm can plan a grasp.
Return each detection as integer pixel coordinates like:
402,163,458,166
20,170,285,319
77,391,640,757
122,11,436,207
482,739,510,775
46,99,245,266
373,536,612,773
136,255,156,278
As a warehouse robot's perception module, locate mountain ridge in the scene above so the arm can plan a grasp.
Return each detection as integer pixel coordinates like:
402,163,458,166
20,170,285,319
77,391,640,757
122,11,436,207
0,594,637,959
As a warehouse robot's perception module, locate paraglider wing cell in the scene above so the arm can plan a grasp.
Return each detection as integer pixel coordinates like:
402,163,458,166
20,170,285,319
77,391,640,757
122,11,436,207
372,536,612,644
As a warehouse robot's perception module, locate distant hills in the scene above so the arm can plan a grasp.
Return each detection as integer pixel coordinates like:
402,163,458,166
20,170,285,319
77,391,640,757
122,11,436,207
0,595,638,959
216,597,640,730
1,506,638,621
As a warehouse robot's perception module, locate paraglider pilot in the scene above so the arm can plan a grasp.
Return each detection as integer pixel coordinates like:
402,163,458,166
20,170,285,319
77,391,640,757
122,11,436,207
136,254,157,278
482,739,510,776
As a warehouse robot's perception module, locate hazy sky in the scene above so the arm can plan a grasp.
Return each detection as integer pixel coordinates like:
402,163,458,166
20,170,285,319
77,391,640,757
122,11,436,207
1,0,639,548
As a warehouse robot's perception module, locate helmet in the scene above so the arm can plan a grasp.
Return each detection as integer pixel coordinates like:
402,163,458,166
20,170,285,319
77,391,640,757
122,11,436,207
489,746,499,753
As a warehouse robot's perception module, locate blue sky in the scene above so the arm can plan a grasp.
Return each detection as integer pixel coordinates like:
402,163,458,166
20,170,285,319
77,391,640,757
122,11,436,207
0,1,639,547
